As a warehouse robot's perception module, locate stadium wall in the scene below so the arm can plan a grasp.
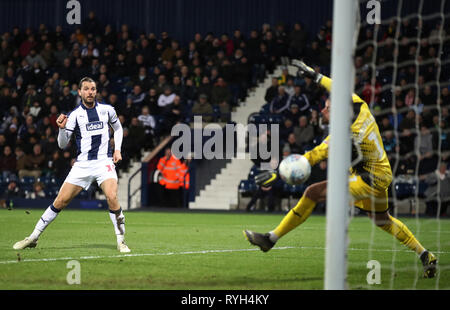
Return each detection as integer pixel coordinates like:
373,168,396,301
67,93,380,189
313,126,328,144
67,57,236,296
0,0,333,44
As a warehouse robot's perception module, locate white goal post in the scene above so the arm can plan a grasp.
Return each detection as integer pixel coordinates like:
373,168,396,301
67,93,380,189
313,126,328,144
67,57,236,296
324,0,358,290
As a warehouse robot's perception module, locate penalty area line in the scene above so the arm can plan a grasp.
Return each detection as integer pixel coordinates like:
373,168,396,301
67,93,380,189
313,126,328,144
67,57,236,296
2,246,449,265
0,246,297,264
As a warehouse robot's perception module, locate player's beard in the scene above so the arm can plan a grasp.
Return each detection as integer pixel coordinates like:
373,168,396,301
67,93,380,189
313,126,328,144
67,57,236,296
82,95,96,108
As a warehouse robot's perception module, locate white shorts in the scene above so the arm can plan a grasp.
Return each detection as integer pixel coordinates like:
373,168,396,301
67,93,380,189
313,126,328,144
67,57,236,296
64,158,118,190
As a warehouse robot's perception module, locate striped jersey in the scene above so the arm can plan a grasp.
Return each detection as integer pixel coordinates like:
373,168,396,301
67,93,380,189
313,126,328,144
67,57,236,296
65,102,119,162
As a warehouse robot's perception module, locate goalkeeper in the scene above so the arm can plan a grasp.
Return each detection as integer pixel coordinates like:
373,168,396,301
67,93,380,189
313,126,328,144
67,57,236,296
244,60,437,278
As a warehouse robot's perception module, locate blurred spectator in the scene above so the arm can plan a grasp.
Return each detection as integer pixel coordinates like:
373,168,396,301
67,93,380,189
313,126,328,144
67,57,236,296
269,86,290,114
252,43,272,85
120,96,139,121
157,86,176,109
0,134,6,155
48,150,71,180
192,94,214,122
0,145,16,179
163,95,187,128
379,116,394,133
283,133,302,154
420,162,450,217
264,77,280,103
197,76,212,100
309,109,325,138
288,85,310,116
288,22,308,59
25,49,47,70
0,177,23,208
416,125,438,174
280,118,294,143
210,77,231,122
25,181,46,199
293,115,315,151
284,78,295,97
127,117,146,161
137,106,156,150
18,144,45,179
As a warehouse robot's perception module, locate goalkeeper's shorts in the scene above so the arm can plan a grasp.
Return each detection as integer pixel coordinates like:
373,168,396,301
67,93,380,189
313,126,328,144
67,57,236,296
349,173,389,213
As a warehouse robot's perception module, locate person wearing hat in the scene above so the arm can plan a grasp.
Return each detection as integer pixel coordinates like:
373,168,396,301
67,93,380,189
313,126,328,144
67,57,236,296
192,93,214,123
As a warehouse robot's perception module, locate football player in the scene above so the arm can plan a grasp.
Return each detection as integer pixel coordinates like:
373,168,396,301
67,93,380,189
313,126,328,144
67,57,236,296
244,61,437,278
13,77,131,253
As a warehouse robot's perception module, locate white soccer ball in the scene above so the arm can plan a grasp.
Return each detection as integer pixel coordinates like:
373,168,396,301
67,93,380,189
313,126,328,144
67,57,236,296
278,154,311,185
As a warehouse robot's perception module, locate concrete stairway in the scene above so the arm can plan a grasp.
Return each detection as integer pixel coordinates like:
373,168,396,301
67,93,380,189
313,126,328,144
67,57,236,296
189,66,288,210
188,155,254,210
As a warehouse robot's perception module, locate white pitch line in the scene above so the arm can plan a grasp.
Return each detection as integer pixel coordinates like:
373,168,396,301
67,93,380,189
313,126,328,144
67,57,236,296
0,247,295,264
1,246,449,265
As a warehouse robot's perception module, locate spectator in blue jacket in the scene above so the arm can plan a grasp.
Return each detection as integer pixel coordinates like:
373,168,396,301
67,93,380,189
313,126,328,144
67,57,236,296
269,86,290,114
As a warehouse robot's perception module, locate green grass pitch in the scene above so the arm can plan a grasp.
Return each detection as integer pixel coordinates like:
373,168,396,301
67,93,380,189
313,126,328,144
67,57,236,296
0,208,448,290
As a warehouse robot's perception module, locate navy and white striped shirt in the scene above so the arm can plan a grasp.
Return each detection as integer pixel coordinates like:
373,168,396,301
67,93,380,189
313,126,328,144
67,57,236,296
59,102,122,162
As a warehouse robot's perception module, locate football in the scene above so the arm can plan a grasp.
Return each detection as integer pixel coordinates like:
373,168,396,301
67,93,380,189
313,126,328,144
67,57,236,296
278,154,311,185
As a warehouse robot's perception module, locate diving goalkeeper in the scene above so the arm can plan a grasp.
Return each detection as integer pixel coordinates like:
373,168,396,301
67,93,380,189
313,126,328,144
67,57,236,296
244,60,437,278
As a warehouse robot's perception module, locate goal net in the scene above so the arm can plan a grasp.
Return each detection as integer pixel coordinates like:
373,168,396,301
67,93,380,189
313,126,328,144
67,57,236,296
348,0,450,289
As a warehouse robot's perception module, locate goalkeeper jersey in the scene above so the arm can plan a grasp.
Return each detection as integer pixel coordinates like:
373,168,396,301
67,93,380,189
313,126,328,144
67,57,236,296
303,76,392,190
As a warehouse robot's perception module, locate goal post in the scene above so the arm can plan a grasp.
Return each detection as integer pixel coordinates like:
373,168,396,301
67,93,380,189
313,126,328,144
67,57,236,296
324,0,358,290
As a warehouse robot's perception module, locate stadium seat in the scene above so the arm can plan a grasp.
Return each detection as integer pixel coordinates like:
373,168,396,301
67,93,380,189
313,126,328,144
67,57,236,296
268,114,283,124
282,183,306,209
212,105,221,120
394,182,416,200
20,176,36,185
247,165,261,180
37,176,57,186
237,179,257,209
44,189,54,197
78,190,89,199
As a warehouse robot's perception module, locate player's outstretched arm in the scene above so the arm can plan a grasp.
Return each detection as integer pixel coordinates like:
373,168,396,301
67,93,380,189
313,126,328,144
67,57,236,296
303,136,330,167
292,60,364,103
292,59,334,92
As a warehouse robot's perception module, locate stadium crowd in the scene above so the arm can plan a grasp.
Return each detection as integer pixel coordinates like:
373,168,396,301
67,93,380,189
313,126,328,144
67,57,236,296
0,11,307,203
0,11,449,215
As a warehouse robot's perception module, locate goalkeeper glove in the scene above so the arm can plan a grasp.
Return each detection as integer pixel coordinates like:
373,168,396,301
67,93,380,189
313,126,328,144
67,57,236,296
292,60,323,84
254,170,278,188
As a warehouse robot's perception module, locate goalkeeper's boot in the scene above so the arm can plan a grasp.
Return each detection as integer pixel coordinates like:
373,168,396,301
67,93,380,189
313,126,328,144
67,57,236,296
420,250,437,278
243,230,275,252
13,237,38,250
117,241,131,253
